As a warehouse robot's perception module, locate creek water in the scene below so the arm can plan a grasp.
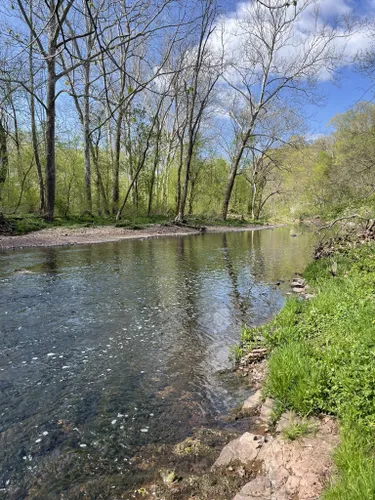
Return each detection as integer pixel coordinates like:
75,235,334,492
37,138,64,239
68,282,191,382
0,227,316,498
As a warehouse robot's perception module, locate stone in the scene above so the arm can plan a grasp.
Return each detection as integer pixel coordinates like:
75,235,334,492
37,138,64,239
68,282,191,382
232,476,272,499
242,390,262,411
214,432,264,467
259,398,274,423
293,287,305,293
303,293,315,300
291,278,305,287
231,417,338,500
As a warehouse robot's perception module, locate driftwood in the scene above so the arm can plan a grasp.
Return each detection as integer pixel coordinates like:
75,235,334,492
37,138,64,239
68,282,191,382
172,221,207,233
314,214,375,259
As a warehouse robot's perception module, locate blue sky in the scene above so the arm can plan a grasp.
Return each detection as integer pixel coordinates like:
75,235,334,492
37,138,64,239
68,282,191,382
219,0,375,135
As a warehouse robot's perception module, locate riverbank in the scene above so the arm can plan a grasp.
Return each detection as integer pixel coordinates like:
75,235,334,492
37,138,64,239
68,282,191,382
235,241,375,499
133,240,375,499
0,222,275,250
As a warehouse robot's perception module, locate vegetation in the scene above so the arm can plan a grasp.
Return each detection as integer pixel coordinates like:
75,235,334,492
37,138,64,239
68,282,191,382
238,242,375,498
282,422,314,441
0,0,353,227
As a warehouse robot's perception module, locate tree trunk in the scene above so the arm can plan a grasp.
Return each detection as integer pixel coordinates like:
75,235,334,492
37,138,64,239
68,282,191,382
188,178,196,216
0,116,8,201
147,132,160,216
112,110,123,214
221,155,240,220
45,57,56,220
176,138,194,222
29,28,45,213
83,59,92,213
90,142,109,214
175,135,184,214
251,181,257,220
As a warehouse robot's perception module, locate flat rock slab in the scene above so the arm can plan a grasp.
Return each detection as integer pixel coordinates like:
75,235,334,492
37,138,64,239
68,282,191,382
214,432,264,467
231,417,338,499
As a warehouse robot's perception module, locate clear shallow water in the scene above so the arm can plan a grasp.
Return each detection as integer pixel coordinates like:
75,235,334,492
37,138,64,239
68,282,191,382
0,227,316,497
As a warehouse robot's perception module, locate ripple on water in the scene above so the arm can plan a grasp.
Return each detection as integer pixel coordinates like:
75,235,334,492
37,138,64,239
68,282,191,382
0,227,316,496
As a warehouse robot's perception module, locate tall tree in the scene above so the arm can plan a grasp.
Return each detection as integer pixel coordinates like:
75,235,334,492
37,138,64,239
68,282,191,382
220,0,345,219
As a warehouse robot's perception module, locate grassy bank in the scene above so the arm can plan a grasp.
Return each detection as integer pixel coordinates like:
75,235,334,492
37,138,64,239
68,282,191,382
238,242,375,499
1,213,265,235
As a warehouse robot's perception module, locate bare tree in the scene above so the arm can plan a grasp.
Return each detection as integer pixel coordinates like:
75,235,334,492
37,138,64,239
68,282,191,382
174,0,221,222
220,0,346,219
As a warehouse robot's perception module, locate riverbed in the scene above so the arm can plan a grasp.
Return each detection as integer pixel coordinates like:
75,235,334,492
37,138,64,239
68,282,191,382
0,227,316,498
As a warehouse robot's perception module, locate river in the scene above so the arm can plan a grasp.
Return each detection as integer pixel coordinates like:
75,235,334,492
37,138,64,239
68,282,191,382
0,227,316,498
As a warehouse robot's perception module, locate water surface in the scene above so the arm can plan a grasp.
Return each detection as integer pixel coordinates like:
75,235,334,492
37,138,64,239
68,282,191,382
0,227,315,497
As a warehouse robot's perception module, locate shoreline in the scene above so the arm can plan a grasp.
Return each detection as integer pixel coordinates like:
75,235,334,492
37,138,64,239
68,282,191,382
0,223,279,251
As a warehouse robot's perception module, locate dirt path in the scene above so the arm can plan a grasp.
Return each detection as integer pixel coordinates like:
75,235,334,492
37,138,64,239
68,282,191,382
0,223,275,251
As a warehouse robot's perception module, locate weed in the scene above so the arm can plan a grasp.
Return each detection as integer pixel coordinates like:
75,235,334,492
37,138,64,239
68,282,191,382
282,422,313,441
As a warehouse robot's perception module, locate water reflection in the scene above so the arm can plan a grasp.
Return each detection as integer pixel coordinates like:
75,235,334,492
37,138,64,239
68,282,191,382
0,227,316,497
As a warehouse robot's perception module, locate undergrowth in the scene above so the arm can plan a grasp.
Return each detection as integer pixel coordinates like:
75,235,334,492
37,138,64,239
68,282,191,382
3,213,263,235
238,242,375,498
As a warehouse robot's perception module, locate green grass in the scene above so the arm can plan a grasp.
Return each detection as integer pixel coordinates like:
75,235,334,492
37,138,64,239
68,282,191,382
282,421,314,441
237,242,375,498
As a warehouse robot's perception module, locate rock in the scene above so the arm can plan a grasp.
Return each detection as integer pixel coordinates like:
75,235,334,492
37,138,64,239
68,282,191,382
291,277,305,287
232,417,338,500
233,476,272,499
303,293,315,300
259,398,274,423
242,390,262,411
293,287,305,293
214,432,264,467
241,348,268,365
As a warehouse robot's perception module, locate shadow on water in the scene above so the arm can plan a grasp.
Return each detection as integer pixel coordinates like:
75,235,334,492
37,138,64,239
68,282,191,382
0,227,317,498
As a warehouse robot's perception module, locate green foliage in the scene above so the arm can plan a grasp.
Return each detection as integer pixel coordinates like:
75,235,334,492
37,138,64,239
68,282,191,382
240,243,375,496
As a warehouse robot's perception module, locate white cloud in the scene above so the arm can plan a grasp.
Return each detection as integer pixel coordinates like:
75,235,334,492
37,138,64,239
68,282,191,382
212,0,373,83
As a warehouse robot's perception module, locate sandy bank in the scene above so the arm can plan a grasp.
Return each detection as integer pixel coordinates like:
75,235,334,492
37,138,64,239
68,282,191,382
0,223,276,251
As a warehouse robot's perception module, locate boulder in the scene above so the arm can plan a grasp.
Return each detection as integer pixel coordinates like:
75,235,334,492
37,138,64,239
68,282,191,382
214,432,264,467
242,390,262,411
233,476,272,499
231,417,338,499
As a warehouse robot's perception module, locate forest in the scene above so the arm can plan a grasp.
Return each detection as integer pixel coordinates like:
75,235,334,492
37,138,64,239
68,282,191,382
3,2,375,499
0,0,372,228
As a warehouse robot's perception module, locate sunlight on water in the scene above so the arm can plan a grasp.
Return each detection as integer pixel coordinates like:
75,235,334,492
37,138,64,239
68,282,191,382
0,227,316,497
